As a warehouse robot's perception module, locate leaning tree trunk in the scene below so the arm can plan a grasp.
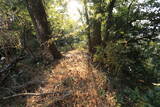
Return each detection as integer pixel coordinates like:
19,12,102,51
25,0,62,59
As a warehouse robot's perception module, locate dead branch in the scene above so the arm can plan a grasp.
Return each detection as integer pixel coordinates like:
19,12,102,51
1,91,71,100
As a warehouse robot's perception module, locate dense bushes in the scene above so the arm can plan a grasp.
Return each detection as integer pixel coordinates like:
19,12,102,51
117,86,160,106
94,40,160,106
95,41,159,82
92,1,160,105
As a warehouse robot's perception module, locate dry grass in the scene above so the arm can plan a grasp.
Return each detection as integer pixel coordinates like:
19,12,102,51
26,50,117,107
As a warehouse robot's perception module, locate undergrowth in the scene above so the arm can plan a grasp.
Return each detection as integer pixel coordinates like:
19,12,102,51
94,40,160,106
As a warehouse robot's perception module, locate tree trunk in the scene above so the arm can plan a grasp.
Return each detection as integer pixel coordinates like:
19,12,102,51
25,0,62,59
90,19,102,54
104,0,116,42
84,0,103,54
83,0,92,53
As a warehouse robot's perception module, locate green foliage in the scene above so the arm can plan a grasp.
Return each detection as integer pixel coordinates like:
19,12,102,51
93,0,160,106
44,0,85,52
98,88,106,97
94,39,160,86
0,0,160,106
117,86,160,107
0,0,36,56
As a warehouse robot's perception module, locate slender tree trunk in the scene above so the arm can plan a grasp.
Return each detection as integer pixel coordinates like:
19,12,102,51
90,19,102,53
104,0,116,42
84,0,92,53
25,0,62,59
84,0,102,54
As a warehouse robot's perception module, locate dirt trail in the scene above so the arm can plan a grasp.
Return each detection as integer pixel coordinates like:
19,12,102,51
26,50,116,107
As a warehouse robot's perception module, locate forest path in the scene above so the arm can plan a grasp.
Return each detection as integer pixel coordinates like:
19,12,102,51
26,50,116,107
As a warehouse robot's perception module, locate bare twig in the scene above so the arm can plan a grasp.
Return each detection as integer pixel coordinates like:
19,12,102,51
2,91,71,100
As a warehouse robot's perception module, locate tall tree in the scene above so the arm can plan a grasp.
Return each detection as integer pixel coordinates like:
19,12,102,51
83,0,102,54
25,0,62,59
83,0,92,53
104,0,116,42
90,0,103,53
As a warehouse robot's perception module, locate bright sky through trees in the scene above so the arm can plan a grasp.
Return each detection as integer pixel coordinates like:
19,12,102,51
67,0,160,21
67,0,82,21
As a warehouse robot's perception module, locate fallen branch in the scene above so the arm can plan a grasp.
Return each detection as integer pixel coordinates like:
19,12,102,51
1,91,71,100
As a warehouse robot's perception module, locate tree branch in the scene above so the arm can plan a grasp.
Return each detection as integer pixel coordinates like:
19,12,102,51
1,91,71,100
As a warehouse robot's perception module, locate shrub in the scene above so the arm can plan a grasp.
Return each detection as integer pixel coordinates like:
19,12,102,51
117,86,160,107
94,40,159,87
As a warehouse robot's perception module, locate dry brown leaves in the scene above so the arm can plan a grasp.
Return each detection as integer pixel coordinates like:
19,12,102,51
26,50,117,107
